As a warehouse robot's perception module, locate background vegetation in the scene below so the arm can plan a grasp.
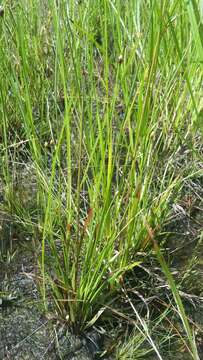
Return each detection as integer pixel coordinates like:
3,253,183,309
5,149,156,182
0,0,202,358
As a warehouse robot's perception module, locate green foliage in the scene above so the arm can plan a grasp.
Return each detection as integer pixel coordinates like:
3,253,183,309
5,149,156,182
0,0,202,357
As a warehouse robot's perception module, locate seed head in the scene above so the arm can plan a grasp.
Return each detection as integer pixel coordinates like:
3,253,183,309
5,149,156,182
0,7,4,18
118,55,123,64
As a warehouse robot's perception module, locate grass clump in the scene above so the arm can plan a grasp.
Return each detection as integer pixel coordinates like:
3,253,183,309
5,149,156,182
0,0,202,358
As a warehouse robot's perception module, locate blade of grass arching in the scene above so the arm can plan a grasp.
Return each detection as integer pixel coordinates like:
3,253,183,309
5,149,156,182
144,222,199,360
116,307,177,360
186,0,203,68
120,288,164,360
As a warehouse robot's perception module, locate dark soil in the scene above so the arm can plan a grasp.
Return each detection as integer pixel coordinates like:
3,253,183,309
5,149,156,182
0,250,110,360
